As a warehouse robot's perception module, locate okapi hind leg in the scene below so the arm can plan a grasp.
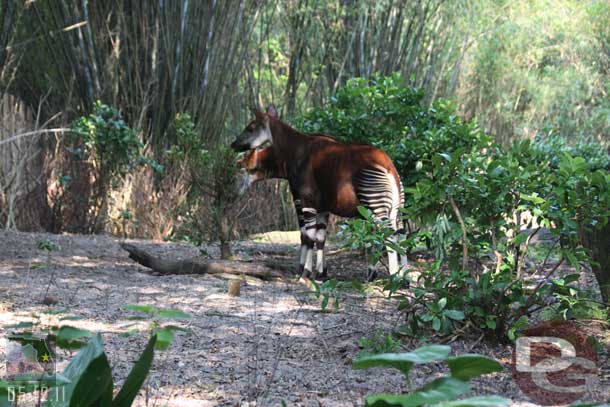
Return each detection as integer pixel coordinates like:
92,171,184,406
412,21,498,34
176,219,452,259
354,166,401,276
396,228,408,271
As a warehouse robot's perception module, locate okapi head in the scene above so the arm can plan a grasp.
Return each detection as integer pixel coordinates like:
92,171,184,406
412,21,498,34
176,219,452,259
230,105,278,152
234,147,286,195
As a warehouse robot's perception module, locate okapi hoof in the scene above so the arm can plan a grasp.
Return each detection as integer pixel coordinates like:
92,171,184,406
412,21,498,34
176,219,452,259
300,268,312,280
316,266,329,281
296,263,304,276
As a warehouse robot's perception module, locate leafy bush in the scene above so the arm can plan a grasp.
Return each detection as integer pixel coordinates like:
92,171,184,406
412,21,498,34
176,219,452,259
71,101,142,181
353,344,507,407
321,74,610,339
298,73,490,188
56,101,144,233
166,113,244,258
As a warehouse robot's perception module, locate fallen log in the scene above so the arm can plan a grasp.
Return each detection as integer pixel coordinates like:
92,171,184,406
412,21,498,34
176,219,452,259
120,243,285,280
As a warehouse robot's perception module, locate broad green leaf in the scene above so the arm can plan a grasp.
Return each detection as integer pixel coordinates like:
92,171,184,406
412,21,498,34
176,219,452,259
357,205,373,220
521,194,545,205
366,377,470,407
563,251,580,270
112,335,157,407
57,326,92,342
45,333,111,407
446,355,503,381
321,296,330,311
443,310,465,321
354,345,451,377
433,317,441,331
163,325,193,334
155,328,174,351
432,395,509,407
438,153,452,162
119,328,141,338
126,316,147,321
56,326,93,350
69,352,113,407
4,321,34,329
511,232,529,246
157,309,192,320
438,298,447,310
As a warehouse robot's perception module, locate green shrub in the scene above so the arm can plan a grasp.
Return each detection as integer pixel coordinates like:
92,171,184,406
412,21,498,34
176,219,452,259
323,74,610,339
166,113,243,257
63,101,143,233
298,73,490,189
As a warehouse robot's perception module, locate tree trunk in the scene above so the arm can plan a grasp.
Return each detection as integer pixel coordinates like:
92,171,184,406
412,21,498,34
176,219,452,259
220,240,232,260
121,243,284,280
579,222,610,305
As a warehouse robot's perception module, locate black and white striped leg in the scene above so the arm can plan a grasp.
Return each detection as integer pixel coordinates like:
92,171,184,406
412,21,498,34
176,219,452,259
396,228,408,272
301,207,318,279
294,198,308,274
315,212,329,279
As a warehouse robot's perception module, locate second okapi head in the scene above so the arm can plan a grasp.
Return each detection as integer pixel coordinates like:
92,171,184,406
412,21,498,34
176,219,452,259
230,105,278,152
234,147,286,195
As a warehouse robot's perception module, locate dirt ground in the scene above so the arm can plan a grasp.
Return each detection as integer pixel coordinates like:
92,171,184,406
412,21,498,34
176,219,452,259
0,230,608,406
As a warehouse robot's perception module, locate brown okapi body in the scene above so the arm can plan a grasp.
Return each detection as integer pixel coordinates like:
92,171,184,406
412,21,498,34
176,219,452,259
231,106,406,278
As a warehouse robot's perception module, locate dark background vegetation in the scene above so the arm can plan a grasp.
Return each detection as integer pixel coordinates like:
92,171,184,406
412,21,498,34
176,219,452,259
1,0,608,239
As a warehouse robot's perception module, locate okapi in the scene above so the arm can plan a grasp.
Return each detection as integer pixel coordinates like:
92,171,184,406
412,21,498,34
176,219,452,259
231,105,406,279
235,139,336,278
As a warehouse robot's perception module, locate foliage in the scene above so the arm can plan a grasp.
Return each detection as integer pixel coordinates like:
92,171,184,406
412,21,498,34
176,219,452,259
462,0,610,146
358,331,402,357
328,74,610,339
353,344,507,407
338,206,403,269
299,73,489,189
311,278,364,312
37,239,58,252
58,102,144,233
167,113,244,257
122,304,192,351
1,305,189,405
70,101,142,182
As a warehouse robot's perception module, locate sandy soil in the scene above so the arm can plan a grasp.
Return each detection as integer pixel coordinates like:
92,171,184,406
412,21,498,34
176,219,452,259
0,231,608,406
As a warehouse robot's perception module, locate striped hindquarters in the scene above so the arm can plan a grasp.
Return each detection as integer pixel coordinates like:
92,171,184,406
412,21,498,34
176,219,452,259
354,165,400,225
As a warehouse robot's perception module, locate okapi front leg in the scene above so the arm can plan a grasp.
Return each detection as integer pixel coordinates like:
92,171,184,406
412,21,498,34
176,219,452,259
315,212,329,279
293,198,310,274
301,207,318,279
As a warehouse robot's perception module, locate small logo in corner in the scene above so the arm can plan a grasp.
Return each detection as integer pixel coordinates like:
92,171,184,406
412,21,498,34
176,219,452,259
512,320,599,405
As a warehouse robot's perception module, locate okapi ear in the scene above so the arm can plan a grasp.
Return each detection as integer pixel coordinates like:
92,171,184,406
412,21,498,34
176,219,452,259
266,104,278,119
250,106,268,122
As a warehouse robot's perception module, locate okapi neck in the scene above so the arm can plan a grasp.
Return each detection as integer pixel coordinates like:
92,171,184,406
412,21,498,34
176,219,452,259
268,119,311,161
